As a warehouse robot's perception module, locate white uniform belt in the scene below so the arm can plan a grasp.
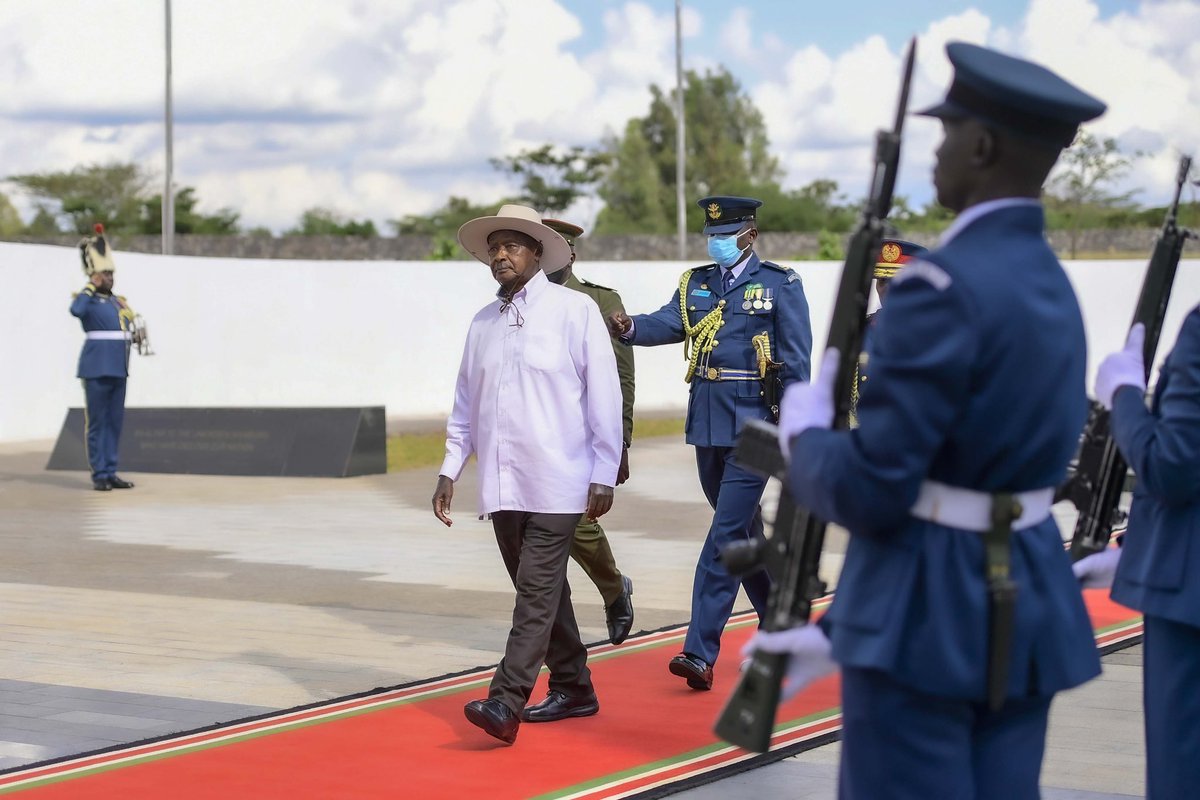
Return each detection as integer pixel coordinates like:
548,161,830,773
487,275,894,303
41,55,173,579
909,480,1055,532
86,331,130,340
693,366,760,381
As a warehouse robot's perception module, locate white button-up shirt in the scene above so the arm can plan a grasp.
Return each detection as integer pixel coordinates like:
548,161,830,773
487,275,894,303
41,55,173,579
440,269,623,516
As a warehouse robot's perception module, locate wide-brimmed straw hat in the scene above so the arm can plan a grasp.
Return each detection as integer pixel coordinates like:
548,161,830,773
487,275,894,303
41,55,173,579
457,204,571,269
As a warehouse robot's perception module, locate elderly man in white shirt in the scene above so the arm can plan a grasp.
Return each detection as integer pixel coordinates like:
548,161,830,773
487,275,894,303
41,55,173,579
433,204,623,745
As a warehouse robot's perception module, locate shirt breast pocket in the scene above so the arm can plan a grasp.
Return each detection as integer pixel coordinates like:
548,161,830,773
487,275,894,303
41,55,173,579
521,331,567,372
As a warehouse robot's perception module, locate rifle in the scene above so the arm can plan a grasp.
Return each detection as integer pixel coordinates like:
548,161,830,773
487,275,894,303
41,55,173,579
713,37,917,754
1060,155,1194,560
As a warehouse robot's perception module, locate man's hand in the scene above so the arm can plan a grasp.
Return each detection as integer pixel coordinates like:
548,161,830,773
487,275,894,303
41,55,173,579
607,311,632,338
586,483,614,520
616,445,630,486
1095,324,1147,410
1072,546,1122,590
742,624,838,702
778,347,840,456
432,475,455,527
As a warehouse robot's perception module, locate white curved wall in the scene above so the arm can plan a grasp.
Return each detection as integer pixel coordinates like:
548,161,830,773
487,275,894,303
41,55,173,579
2,240,1197,444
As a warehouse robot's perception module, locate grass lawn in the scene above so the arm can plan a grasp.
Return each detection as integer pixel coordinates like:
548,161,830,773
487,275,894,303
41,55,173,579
386,416,686,472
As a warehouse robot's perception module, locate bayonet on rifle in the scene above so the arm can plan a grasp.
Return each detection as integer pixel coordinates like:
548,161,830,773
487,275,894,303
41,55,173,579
713,37,917,754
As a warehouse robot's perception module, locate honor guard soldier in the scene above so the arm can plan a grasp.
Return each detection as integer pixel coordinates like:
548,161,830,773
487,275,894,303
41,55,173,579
850,239,928,425
754,44,1107,798
1076,310,1200,798
607,195,812,690
70,224,140,491
543,217,637,645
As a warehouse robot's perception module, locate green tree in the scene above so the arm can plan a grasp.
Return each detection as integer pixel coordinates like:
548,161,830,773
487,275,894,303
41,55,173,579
757,179,857,233
7,162,151,234
1046,132,1140,257
289,207,378,237
489,145,610,216
24,205,62,235
902,199,955,233
593,123,670,234
0,191,22,236
596,65,781,234
390,196,502,237
140,187,240,234
390,196,505,258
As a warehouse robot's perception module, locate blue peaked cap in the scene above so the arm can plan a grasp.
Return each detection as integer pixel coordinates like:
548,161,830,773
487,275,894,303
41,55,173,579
697,195,763,234
917,42,1106,148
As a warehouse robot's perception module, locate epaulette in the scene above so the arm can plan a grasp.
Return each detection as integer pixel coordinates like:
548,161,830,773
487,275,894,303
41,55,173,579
761,260,802,283
692,263,716,271
579,277,616,293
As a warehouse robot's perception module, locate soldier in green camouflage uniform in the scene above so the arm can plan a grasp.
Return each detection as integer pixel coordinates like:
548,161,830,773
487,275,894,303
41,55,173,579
543,217,636,645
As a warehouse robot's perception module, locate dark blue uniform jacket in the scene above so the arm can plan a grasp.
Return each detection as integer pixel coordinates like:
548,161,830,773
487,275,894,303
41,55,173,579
1111,307,1200,628
70,287,131,379
630,254,812,447
788,203,1101,701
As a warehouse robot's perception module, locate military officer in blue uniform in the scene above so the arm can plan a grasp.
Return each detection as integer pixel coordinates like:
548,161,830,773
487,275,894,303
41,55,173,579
750,44,1107,798
1075,310,1200,798
70,224,139,491
850,238,928,425
607,195,812,690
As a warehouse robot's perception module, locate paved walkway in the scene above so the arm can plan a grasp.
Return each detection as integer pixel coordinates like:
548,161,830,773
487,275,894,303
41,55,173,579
0,437,1146,797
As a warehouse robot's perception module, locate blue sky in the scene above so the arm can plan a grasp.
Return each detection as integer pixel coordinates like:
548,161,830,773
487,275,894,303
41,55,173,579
0,0,1193,232
567,0,1138,61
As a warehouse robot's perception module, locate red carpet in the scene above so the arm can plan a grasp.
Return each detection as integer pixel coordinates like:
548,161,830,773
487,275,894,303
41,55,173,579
0,592,1140,799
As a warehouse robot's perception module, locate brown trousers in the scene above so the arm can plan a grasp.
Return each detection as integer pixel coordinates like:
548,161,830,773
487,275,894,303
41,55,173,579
488,511,593,714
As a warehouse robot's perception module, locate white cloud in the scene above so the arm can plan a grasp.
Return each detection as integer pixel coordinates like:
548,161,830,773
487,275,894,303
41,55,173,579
752,1,1198,209
0,0,1194,232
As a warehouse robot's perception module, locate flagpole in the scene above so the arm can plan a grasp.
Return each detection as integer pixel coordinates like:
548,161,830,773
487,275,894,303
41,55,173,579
675,0,686,260
163,0,175,255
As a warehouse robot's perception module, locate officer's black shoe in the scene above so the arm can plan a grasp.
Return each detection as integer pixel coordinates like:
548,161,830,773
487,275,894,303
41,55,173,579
108,476,135,489
92,478,112,492
521,690,599,723
463,698,519,744
605,575,635,645
669,652,714,691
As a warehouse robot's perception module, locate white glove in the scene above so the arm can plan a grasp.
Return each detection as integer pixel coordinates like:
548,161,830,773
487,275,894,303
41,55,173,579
1094,324,1146,410
1072,546,1122,590
742,624,837,702
778,347,840,457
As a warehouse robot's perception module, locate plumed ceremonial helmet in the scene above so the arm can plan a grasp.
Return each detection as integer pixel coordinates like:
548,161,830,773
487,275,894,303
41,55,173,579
79,223,116,276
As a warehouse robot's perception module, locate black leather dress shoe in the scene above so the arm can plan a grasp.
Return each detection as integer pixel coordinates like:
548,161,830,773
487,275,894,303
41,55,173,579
92,479,112,492
108,476,135,489
521,690,599,723
605,575,635,645
464,698,519,743
669,653,714,691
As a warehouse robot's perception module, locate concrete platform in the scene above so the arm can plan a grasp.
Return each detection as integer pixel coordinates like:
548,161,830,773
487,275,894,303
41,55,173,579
0,437,1146,796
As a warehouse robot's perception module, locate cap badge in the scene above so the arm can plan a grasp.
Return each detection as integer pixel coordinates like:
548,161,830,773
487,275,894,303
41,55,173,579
881,242,902,263
707,202,722,220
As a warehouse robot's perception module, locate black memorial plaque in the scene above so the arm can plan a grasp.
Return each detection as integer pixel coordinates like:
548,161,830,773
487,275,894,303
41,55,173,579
46,407,386,477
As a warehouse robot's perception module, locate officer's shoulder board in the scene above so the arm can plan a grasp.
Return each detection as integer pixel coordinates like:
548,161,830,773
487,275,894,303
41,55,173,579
579,277,616,294
760,260,802,283
692,263,716,272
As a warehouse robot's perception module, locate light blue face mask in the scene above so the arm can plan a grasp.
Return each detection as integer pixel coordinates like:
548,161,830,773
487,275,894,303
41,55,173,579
707,234,745,268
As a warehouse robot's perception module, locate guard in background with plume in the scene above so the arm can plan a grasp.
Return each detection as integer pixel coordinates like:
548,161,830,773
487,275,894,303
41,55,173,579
70,224,139,491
